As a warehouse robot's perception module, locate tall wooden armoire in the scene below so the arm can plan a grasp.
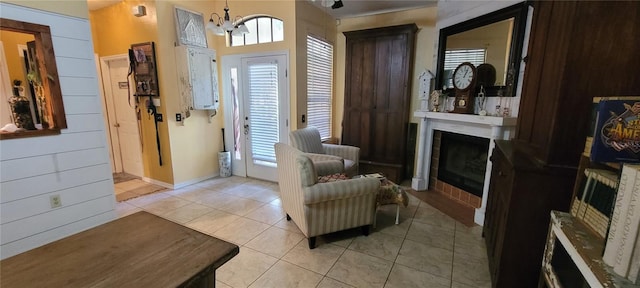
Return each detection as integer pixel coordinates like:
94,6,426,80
342,24,417,183
483,1,640,287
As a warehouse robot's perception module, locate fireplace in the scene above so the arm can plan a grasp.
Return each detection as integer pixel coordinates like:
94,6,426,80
412,111,517,225
437,131,489,198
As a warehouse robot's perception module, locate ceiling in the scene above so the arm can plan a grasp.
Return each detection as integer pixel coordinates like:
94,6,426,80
87,0,437,19
309,0,437,19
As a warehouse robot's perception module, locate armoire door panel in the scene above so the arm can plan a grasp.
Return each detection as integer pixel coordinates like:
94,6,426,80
343,24,417,181
343,110,360,144
372,112,404,161
348,46,376,109
388,38,408,112
373,51,390,111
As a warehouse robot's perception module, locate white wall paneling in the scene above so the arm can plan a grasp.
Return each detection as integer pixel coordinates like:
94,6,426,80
56,57,98,78
1,180,113,224
64,114,109,133
1,164,111,202
51,37,92,59
59,76,100,96
1,131,108,159
63,96,103,114
0,2,115,259
0,209,115,259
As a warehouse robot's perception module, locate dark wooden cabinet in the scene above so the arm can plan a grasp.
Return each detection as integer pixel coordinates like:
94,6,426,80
515,1,640,167
342,24,417,183
485,141,575,288
485,1,640,287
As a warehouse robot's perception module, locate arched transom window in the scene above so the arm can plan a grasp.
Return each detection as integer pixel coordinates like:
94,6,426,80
231,16,284,47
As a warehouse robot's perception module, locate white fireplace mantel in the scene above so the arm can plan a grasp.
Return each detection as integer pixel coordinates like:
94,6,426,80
412,110,517,225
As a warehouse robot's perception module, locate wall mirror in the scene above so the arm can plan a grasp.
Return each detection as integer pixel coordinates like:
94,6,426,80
435,2,529,97
0,18,66,139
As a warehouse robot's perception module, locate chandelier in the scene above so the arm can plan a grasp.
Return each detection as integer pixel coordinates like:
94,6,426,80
206,0,249,36
319,0,343,9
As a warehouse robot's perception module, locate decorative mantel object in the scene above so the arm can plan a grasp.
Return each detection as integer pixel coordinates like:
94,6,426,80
430,90,442,112
477,85,487,115
411,111,517,225
417,69,434,111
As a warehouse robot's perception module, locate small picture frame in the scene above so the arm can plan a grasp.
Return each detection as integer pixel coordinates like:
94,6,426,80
174,6,208,48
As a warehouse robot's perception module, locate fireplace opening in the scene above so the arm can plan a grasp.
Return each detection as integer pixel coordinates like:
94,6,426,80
437,131,489,197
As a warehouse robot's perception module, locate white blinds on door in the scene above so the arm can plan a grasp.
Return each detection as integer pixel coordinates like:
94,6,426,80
248,62,280,164
306,35,333,140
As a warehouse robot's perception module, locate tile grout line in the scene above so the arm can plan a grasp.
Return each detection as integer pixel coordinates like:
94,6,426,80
450,221,459,288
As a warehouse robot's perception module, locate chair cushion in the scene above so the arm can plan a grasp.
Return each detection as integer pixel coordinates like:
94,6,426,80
318,173,349,183
296,155,317,187
344,159,355,170
290,127,325,154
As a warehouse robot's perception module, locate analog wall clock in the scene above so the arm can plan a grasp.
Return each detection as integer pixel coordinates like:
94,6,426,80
452,62,477,114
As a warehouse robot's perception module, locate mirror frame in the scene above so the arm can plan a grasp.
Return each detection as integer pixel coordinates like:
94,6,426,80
0,18,66,139
435,2,529,97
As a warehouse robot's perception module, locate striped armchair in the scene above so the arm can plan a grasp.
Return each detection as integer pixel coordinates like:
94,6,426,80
275,143,380,249
289,127,360,177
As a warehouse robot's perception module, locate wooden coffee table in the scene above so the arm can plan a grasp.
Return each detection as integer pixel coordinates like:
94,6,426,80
0,211,239,288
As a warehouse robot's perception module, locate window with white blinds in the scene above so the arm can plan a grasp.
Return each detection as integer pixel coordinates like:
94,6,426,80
248,62,280,164
444,49,486,88
306,35,333,140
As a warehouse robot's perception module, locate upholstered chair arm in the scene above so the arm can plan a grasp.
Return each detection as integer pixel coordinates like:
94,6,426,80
322,144,360,163
304,152,344,162
303,178,380,205
314,160,345,176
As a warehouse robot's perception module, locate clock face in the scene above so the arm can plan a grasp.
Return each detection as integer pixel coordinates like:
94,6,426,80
453,64,474,90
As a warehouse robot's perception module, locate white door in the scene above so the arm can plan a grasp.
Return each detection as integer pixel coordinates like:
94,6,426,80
222,52,289,182
100,55,143,177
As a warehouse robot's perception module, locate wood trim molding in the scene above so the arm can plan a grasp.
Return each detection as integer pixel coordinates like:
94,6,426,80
0,18,67,139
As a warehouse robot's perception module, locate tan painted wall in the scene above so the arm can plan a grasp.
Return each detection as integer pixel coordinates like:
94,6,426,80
1,30,34,87
162,0,297,184
295,0,336,132
90,0,175,184
90,0,298,185
3,0,89,19
1,30,34,127
334,7,438,138
155,0,222,185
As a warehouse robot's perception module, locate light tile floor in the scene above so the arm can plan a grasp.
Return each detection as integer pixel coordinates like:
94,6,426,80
115,176,491,288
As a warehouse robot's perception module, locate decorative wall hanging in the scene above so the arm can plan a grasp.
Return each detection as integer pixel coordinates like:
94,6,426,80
174,6,208,48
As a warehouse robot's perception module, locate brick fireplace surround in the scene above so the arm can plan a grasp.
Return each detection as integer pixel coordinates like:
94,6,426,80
429,131,483,209
412,111,517,225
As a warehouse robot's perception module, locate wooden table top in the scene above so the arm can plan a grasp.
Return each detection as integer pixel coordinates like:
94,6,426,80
0,211,239,287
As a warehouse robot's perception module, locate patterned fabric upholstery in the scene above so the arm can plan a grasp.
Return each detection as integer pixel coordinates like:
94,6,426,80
275,143,380,240
290,127,360,177
289,127,324,154
314,161,345,176
318,173,349,183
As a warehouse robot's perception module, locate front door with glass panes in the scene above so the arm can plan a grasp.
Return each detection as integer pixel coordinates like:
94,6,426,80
222,52,289,182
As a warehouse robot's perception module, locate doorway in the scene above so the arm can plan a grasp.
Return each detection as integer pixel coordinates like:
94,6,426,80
222,52,289,182
99,54,143,178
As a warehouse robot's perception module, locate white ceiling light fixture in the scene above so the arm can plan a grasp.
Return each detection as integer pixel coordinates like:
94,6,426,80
320,0,333,8
316,0,344,9
206,0,249,37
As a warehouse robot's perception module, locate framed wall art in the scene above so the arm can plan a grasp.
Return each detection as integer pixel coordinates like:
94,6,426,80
174,6,208,48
